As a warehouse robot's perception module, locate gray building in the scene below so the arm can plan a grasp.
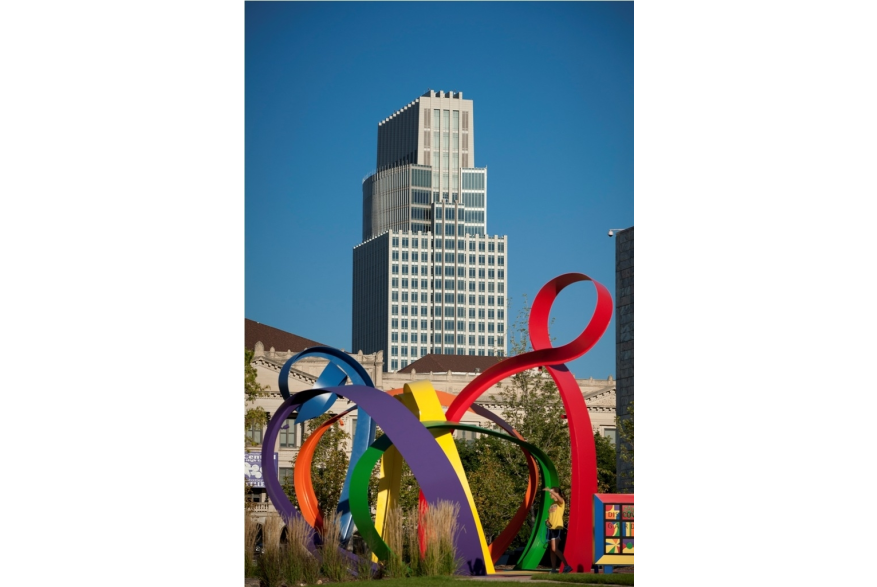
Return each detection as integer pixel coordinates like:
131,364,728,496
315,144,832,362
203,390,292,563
353,90,509,372
614,226,634,492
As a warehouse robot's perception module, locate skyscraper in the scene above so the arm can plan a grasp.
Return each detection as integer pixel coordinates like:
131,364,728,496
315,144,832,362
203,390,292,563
353,90,508,372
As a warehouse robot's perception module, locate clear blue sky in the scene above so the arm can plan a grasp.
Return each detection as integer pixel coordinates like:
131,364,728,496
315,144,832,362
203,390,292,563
245,1,633,379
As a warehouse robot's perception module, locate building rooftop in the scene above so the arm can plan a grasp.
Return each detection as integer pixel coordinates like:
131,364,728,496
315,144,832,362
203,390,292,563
245,319,326,353
397,354,505,375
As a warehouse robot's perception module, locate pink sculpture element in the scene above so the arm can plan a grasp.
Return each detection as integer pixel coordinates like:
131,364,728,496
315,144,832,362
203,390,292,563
445,273,613,573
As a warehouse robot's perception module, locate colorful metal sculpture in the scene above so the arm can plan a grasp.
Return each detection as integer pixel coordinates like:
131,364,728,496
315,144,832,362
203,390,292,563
260,272,613,575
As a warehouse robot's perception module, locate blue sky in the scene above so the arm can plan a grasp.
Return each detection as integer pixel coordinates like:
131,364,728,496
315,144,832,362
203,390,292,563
245,1,633,379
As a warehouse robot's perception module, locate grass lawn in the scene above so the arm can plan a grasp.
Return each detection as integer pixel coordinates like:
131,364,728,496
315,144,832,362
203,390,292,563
357,574,632,587
530,572,633,585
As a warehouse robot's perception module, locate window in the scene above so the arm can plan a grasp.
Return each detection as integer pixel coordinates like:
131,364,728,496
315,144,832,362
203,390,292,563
279,467,293,485
392,278,398,288
604,428,617,445
456,421,479,442
392,291,399,302
246,423,263,445
279,420,296,447
391,332,399,343
392,251,399,261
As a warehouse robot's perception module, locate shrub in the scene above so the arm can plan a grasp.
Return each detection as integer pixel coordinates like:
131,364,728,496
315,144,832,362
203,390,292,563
245,513,260,577
285,515,321,585
318,510,352,582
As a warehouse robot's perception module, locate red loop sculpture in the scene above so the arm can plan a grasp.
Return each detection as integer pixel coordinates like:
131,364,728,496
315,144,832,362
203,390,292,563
446,273,613,573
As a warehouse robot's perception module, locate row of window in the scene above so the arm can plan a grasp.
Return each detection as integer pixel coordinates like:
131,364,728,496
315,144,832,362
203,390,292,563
391,297,505,314
392,277,505,290
391,323,504,340
391,256,505,268
390,236,505,253
392,298,505,312
391,332,505,347
390,314,505,328
391,267,507,281
390,333,505,357
425,109,463,131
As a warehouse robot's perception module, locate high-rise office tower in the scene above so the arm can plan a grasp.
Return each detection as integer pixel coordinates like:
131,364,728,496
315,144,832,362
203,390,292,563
353,90,508,372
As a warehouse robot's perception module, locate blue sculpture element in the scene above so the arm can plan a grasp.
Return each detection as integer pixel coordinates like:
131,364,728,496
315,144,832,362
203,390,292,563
277,346,377,543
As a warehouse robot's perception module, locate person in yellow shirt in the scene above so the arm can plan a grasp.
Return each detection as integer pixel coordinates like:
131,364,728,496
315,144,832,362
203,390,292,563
543,487,572,573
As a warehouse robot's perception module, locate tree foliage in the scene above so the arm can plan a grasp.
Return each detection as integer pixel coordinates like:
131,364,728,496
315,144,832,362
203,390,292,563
616,401,634,490
594,431,617,493
245,348,269,446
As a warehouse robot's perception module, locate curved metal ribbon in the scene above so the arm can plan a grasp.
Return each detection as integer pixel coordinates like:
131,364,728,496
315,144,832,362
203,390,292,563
349,422,559,571
386,388,540,566
277,347,377,543
445,273,613,573
263,385,490,575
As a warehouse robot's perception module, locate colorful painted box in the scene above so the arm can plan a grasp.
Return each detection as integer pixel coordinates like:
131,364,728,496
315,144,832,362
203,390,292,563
593,493,634,567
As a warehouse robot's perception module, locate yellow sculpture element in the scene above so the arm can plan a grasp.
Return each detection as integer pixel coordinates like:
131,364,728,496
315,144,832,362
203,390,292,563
371,381,495,573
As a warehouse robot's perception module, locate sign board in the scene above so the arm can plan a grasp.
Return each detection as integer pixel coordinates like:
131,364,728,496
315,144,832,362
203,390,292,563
245,451,278,489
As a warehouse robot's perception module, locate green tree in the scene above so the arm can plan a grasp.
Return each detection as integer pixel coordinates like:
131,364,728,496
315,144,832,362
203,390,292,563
594,431,617,493
462,435,522,542
616,401,634,490
245,348,269,446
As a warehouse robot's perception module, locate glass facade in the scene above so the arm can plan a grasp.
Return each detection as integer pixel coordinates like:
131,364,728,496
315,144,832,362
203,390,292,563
354,92,507,372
